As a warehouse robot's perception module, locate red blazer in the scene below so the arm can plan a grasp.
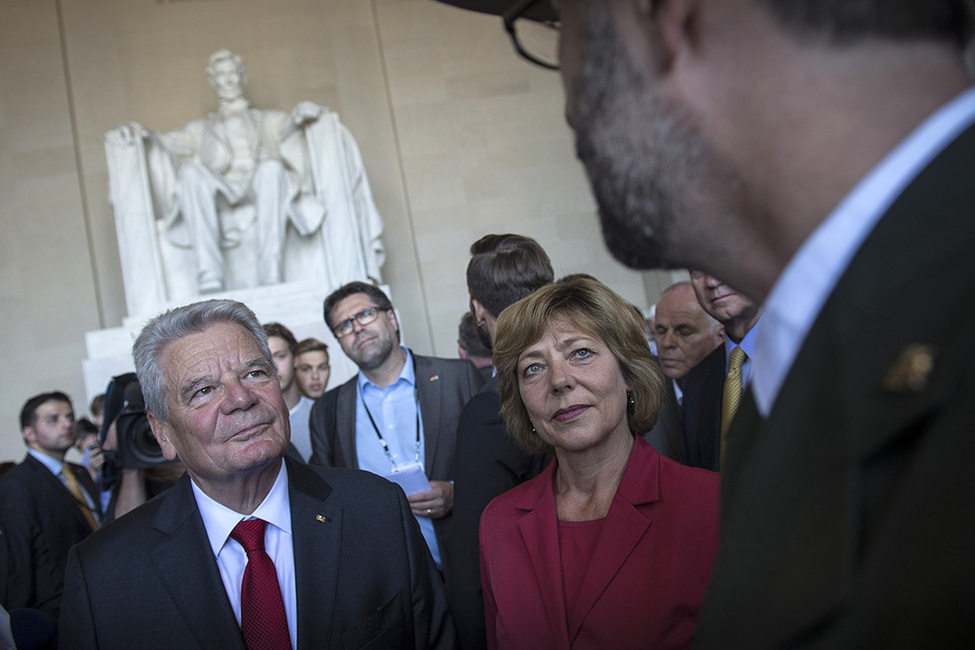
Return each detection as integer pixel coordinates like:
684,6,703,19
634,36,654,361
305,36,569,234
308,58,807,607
479,436,719,649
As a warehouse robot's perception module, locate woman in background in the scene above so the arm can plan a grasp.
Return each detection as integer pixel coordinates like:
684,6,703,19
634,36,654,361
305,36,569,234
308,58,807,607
481,275,719,649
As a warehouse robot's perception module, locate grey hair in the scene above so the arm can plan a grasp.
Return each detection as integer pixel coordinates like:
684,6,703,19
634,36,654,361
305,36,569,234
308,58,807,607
206,49,247,87
133,299,271,420
661,280,722,333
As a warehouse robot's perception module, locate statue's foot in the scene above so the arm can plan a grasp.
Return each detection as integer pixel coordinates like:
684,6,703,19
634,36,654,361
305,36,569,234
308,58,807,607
198,273,223,294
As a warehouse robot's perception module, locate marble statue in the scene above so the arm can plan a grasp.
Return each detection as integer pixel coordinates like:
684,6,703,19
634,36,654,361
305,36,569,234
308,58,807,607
105,49,385,316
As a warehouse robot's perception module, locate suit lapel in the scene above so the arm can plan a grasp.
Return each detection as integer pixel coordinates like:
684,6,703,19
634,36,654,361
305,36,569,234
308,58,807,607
514,466,571,648
149,476,245,649
336,379,359,467
26,456,91,531
287,459,340,650
414,355,444,472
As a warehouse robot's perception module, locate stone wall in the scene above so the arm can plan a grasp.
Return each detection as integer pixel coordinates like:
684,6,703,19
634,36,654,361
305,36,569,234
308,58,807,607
0,0,681,461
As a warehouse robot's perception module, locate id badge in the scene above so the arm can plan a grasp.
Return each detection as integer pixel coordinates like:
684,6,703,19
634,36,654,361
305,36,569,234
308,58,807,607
384,461,431,496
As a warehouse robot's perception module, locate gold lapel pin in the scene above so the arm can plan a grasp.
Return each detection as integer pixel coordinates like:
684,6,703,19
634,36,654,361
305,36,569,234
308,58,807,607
315,514,328,524
882,343,937,394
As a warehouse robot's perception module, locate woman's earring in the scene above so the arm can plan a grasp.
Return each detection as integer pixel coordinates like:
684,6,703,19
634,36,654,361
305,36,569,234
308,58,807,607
627,391,635,407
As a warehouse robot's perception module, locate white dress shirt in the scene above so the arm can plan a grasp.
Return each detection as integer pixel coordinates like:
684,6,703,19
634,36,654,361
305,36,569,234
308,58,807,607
192,461,297,650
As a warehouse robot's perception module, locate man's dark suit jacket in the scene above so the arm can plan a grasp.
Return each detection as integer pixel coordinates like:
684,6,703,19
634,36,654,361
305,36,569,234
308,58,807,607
641,377,684,462
443,378,549,650
308,352,484,561
0,508,62,620
59,458,455,649
694,124,975,647
680,345,725,471
0,455,99,578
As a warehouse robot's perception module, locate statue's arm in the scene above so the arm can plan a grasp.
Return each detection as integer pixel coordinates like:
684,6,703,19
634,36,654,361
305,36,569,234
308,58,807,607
279,100,324,140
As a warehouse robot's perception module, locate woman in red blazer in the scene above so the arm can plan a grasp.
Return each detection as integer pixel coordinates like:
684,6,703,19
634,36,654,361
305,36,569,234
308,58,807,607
481,276,720,649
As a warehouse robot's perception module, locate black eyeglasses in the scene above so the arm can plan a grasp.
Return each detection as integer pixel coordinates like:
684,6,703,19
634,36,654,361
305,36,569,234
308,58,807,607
503,0,560,71
332,307,386,339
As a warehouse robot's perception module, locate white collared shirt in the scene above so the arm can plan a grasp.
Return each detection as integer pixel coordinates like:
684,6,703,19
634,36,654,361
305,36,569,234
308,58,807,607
753,86,975,416
192,461,297,650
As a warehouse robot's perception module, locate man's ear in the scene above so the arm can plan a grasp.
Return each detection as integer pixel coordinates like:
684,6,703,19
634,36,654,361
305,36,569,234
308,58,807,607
147,412,179,461
470,299,489,328
715,324,726,344
21,426,35,447
387,308,400,335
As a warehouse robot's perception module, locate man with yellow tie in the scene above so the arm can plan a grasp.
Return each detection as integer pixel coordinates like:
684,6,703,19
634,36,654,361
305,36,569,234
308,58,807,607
680,272,762,471
0,392,101,584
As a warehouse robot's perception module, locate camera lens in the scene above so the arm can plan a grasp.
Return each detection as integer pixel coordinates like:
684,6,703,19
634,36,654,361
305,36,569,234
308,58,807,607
128,417,164,465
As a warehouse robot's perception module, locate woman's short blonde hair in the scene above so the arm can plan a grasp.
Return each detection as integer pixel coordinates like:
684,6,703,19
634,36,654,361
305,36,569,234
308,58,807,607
493,275,665,454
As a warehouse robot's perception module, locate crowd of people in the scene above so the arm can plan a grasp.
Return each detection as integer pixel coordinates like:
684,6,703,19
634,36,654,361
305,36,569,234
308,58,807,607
3,0,974,647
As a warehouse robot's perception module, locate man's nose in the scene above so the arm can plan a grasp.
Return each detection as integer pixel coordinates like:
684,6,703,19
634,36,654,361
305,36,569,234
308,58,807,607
221,378,257,412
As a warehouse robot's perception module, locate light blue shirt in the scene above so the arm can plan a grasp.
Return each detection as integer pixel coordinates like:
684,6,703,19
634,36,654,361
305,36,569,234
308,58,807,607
727,317,761,391
193,461,297,650
753,86,975,416
354,347,440,568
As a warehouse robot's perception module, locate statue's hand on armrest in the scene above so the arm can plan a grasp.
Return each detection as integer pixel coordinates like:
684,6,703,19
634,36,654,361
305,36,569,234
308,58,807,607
106,122,149,148
290,101,324,127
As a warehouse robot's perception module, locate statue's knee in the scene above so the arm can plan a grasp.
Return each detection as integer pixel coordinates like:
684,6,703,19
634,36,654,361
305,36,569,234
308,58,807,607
177,162,211,187
254,159,287,184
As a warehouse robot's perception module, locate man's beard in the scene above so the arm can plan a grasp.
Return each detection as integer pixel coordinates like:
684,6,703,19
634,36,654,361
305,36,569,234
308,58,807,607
350,332,397,372
570,12,714,271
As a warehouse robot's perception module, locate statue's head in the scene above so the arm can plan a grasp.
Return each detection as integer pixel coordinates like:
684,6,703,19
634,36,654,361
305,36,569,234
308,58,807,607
206,49,247,101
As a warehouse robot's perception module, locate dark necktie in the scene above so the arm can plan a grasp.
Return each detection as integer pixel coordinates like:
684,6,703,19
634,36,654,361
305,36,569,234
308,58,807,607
230,518,291,650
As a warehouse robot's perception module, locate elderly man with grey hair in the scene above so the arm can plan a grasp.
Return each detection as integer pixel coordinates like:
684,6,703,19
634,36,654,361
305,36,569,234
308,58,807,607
59,299,454,650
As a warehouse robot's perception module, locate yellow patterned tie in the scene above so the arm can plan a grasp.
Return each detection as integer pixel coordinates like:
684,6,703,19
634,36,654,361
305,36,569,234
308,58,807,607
61,465,100,531
719,346,746,469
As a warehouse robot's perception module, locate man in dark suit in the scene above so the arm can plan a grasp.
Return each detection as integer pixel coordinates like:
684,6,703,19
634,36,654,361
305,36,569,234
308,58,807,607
0,393,100,583
645,281,724,461
680,273,760,471
309,281,484,573
60,299,454,649
444,233,553,650
435,0,975,644
0,508,62,625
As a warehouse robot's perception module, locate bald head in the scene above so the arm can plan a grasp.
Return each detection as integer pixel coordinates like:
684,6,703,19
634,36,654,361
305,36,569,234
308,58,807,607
654,283,724,384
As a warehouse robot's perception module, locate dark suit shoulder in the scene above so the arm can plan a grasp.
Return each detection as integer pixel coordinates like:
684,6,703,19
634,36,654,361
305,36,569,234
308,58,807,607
414,354,485,387
299,463,403,501
682,344,726,394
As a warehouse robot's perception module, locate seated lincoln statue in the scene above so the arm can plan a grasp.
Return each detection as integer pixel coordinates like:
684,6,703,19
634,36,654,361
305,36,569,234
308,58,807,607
105,49,384,315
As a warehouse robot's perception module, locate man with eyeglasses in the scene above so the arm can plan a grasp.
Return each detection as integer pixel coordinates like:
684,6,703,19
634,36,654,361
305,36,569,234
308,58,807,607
435,0,975,646
309,281,484,576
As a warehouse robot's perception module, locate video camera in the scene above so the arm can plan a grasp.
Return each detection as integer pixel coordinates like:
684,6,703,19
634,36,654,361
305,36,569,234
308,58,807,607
100,372,174,469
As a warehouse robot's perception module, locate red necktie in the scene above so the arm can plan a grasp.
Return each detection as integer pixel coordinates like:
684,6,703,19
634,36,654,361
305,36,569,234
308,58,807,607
230,518,292,650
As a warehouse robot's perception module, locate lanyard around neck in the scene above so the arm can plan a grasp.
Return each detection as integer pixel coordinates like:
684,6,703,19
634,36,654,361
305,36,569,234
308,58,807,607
358,354,421,468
